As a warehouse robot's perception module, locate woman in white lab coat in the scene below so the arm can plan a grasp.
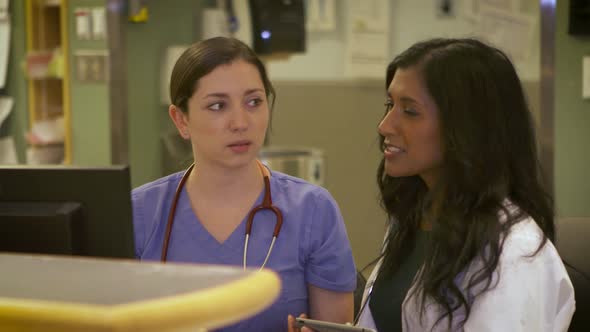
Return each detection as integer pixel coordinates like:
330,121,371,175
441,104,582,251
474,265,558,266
356,38,575,331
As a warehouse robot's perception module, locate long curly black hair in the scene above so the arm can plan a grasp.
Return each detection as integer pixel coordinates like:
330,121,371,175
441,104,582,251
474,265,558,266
376,38,554,329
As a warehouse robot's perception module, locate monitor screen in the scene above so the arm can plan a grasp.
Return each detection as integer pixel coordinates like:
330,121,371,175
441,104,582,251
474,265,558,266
0,165,135,258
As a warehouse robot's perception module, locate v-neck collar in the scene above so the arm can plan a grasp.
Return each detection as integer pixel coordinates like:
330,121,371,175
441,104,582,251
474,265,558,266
176,182,266,254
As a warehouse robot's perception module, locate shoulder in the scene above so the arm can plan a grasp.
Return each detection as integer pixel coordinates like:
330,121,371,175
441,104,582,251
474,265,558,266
502,218,545,257
498,202,555,263
269,171,344,233
130,172,185,257
459,207,575,331
462,203,563,292
494,204,569,289
270,170,336,205
132,172,184,201
131,172,184,215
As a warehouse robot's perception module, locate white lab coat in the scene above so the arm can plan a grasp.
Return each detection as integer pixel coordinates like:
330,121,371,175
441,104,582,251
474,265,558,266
357,208,575,331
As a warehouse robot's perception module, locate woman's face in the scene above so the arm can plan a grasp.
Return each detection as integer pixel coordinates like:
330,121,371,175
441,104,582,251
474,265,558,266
172,60,269,170
378,66,443,189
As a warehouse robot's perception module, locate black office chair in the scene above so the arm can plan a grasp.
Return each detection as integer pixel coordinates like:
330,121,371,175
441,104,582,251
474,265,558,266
557,218,590,331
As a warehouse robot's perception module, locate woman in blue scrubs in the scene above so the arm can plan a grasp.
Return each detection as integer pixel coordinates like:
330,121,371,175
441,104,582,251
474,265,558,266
131,37,356,331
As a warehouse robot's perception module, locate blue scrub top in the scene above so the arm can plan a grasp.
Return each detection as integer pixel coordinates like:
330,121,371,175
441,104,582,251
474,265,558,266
132,169,357,332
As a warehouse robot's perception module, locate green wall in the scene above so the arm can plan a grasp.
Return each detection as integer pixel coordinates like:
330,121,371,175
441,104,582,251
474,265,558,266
5,0,27,163
555,0,590,217
68,0,111,166
127,0,203,188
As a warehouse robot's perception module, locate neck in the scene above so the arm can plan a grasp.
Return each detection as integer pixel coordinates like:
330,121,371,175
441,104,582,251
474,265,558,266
187,160,264,200
420,190,443,231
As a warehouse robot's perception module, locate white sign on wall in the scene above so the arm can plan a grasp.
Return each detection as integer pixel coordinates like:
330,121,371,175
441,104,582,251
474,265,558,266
307,0,336,32
160,46,189,105
345,0,390,79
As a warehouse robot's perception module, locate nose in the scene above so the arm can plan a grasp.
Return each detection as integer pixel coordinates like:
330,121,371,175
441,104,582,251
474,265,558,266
229,108,249,132
378,108,398,137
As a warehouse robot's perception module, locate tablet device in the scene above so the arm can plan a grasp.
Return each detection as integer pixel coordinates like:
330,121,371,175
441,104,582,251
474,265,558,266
294,317,377,332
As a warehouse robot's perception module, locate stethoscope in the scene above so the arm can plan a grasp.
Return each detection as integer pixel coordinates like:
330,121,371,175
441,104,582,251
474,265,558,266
160,160,284,270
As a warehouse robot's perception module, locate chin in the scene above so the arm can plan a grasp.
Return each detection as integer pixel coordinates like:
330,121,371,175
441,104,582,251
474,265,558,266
228,154,258,166
385,169,418,179
386,173,412,178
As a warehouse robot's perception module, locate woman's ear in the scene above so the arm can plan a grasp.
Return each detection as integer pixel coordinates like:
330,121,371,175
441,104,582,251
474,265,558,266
168,105,190,139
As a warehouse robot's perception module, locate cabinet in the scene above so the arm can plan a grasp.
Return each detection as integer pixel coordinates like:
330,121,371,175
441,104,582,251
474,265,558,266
24,0,71,164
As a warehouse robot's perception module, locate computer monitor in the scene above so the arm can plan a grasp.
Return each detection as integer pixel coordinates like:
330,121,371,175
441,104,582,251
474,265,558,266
0,165,135,258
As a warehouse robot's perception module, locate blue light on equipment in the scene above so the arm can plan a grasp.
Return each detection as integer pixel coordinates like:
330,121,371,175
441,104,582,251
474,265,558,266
261,30,271,39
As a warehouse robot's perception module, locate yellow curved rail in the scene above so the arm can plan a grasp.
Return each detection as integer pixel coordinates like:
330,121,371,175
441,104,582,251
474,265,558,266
0,255,281,332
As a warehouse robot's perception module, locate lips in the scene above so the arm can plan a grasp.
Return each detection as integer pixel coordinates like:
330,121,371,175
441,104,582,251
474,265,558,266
383,141,405,153
228,140,252,147
385,145,402,153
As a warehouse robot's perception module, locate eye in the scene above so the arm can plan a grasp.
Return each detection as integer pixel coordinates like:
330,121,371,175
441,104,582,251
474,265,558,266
384,100,393,112
247,97,264,108
208,102,225,111
403,108,419,116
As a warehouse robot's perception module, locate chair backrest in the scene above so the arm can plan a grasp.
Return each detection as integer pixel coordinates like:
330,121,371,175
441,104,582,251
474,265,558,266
557,218,590,331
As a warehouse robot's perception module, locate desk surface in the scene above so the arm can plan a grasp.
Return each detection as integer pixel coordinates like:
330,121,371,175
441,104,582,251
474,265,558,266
0,253,281,331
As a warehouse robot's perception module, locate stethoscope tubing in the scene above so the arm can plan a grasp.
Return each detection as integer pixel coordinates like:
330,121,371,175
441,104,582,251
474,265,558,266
160,161,283,270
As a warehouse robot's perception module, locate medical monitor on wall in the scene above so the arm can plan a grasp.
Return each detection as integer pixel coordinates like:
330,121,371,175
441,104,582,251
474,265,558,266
248,0,306,55
0,165,135,258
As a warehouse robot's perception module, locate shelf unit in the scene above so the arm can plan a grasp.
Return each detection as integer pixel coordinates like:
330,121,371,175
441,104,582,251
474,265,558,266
25,0,71,164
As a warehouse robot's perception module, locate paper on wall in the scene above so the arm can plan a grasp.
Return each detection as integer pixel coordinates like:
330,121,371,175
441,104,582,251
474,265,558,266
91,7,106,40
476,4,537,62
345,0,390,79
160,46,188,105
75,8,91,40
202,8,230,40
0,96,13,126
0,96,16,164
461,0,480,21
307,0,336,32
0,0,8,20
480,0,513,11
0,10,10,89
